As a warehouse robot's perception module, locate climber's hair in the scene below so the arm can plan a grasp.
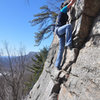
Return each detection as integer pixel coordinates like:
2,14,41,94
60,3,64,9
60,2,69,9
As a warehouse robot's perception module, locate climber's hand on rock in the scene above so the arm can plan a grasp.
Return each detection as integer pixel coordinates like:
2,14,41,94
67,0,76,9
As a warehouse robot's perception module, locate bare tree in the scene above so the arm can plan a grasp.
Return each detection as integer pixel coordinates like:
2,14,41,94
0,43,28,100
0,77,6,100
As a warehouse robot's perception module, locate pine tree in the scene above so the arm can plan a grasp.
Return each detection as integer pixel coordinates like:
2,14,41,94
30,5,58,46
25,47,48,90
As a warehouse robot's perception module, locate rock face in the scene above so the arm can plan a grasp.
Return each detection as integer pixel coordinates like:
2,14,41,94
26,0,100,100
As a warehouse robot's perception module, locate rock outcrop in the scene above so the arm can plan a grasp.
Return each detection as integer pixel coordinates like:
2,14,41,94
26,0,100,100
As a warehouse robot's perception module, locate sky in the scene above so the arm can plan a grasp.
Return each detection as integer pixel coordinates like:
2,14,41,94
0,0,53,55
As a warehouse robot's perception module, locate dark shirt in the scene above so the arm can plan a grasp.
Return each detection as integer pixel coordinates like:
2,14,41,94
56,5,68,26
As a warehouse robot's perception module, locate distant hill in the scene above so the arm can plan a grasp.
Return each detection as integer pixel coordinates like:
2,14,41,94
0,51,38,69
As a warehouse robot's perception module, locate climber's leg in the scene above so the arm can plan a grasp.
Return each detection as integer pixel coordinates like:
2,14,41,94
55,24,72,69
57,24,72,47
57,24,71,36
55,35,65,70
65,24,72,47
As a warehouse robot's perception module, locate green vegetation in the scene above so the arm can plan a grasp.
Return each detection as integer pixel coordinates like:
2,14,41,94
25,47,48,91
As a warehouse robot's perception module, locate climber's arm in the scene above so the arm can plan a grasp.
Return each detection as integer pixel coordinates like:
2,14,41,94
60,5,68,13
60,0,76,13
67,0,76,9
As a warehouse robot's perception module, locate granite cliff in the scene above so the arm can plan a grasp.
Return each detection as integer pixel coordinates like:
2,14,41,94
26,0,100,100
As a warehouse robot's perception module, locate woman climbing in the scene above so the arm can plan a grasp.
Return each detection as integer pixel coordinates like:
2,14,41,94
55,0,76,70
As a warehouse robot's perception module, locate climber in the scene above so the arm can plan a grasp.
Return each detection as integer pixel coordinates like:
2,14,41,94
55,0,76,70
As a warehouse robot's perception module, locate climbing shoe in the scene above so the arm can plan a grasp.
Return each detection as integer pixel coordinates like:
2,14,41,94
65,44,73,50
57,67,62,70
68,45,73,50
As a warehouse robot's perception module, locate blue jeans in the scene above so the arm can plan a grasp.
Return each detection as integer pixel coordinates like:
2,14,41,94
55,24,72,68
